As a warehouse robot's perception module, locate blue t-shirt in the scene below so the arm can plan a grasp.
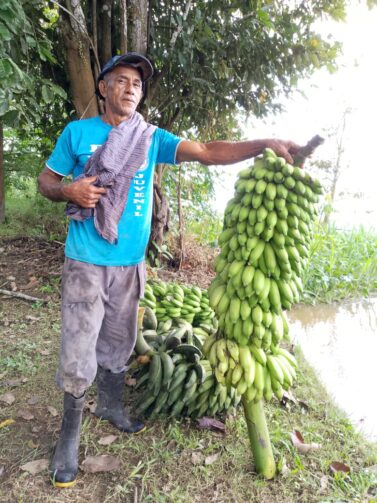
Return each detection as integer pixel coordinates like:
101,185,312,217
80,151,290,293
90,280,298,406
46,116,181,266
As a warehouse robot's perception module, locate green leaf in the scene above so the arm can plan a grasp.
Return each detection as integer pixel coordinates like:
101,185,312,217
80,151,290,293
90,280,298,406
0,99,9,115
0,21,11,41
1,108,18,126
41,84,54,104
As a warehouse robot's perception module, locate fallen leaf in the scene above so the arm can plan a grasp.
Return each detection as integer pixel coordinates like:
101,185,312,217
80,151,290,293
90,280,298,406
0,466,4,478
20,459,49,475
28,396,39,405
291,430,321,454
10,281,17,292
278,456,290,476
20,278,39,291
204,452,220,465
39,349,50,356
31,426,42,433
98,435,118,446
125,377,136,387
320,475,329,491
191,452,204,465
47,406,58,417
6,275,15,281
27,439,39,449
17,409,35,421
85,399,97,414
80,455,121,473
25,314,40,322
329,461,351,474
197,417,226,433
281,391,298,407
0,392,15,405
0,419,15,429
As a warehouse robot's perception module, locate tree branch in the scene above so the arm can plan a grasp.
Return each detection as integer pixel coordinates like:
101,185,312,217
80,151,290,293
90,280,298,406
0,289,48,304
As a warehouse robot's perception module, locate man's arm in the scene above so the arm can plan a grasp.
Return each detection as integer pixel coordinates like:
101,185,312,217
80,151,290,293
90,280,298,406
37,167,106,209
176,139,300,166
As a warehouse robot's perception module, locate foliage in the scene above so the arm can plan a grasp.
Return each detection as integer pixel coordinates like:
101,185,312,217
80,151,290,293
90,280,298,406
302,224,377,303
149,0,346,139
0,0,67,128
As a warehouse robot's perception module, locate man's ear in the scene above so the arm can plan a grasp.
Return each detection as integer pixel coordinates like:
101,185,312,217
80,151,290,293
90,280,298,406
98,80,107,99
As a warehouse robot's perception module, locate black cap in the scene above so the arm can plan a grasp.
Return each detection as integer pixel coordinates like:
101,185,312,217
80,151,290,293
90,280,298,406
96,52,154,97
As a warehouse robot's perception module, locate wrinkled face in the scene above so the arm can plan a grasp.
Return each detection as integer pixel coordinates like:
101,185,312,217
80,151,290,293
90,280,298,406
99,65,143,119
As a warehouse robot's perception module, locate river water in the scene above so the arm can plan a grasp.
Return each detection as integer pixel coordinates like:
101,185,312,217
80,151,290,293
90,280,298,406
287,297,377,442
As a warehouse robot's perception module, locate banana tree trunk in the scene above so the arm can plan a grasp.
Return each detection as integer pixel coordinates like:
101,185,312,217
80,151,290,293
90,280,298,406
242,396,276,479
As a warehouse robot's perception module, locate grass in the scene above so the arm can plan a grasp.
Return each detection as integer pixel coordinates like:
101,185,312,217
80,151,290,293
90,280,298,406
302,225,377,304
1,299,377,503
0,192,68,241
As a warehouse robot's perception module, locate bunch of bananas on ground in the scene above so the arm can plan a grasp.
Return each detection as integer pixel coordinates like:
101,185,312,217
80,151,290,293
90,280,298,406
140,280,215,327
132,313,241,418
207,148,322,402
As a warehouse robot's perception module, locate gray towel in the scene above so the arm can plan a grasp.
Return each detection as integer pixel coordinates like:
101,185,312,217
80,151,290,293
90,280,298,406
66,112,157,244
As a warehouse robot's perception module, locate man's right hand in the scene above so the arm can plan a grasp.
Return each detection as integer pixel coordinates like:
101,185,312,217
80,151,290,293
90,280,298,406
63,176,107,208
37,168,107,207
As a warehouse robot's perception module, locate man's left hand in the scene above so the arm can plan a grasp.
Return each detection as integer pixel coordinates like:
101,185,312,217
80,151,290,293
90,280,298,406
265,139,301,165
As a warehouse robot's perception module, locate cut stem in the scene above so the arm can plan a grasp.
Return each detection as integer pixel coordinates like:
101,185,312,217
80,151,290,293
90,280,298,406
242,396,276,479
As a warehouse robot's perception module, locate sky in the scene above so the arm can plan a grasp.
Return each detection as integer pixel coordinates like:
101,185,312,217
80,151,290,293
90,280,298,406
214,3,377,230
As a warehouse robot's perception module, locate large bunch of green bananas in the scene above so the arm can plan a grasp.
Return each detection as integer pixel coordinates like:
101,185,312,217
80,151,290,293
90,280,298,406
207,148,322,402
140,280,215,327
133,322,241,418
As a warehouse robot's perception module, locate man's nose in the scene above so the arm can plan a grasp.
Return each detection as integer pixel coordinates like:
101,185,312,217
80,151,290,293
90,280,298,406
125,82,135,94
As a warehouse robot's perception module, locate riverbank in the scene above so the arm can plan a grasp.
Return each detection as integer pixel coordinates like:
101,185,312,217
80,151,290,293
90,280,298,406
1,295,377,502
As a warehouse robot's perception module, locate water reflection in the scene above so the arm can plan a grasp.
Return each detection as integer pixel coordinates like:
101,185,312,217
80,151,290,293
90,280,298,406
288,297,377,441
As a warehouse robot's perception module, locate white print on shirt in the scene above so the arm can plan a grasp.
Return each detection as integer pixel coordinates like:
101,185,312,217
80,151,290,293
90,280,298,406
90,144,102,153
133,173,146,217
138,158,148,172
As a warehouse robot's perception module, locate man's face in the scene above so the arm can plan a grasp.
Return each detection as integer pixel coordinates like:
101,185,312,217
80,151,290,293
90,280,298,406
99,65,143,119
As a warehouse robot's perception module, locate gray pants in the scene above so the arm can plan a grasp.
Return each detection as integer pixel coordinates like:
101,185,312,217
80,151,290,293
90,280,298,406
56,258,145,397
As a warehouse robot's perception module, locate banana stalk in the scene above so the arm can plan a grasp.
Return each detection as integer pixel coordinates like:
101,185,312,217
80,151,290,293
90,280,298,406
241,397,276,479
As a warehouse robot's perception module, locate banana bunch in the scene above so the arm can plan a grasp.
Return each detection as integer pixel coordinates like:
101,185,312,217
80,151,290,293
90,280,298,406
204,335,298,401
140,279,216,328
206,148,322,401
193,290,216,326
133,342,240,418
140,283,157,311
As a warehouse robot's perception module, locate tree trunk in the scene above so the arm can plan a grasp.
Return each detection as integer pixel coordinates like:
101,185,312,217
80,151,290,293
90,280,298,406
323,109,349,225
99,0,113,64
148,164,170,265
242,397,276,479
59,0,98,118
119,0,127,53
177,164,184,269
128,0,148,53
0,123,4,223
91,0,99,77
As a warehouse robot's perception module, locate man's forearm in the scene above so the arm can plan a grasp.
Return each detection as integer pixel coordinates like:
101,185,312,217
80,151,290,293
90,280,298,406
200,139,270,165
38,173,69,202
176,138,299,165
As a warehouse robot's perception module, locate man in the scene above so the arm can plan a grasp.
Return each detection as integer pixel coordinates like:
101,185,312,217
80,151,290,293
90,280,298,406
38,52,300,488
